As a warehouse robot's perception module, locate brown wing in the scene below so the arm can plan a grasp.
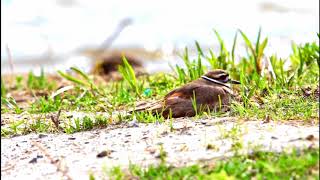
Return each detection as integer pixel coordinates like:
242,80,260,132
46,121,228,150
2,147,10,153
130,83,230,118
165,83,229,104
128,84,201,117
162,84,230,118
164,83,202,99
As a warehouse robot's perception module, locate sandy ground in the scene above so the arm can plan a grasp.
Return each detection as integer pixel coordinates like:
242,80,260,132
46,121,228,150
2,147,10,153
1,117,319,180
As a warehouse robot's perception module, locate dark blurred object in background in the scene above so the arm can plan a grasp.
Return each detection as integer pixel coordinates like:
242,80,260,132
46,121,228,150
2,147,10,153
91,53,145,81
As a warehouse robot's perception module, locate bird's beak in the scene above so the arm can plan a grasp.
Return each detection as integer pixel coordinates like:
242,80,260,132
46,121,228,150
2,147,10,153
228,79,241,84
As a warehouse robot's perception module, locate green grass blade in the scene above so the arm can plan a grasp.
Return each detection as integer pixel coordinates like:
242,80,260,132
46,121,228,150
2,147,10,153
183,47,189,62
1,97,14,109
231,32,238,62
207,49,217,69
297,48,304,77
291,42,298,55
122,55,137,86
57,70,90,87
175,65,186,83
213,29,226,54
119,55,140,95
1,96,20,110
70,66,98,90
39,68,45,88
118,65,133,88
191,91,198,116
239,30,256,58
257,38,268,60
1,77,6,97
197,54,203,77
70,67,91,82
50,85,74,99
255,27,262,56
195,41,204,57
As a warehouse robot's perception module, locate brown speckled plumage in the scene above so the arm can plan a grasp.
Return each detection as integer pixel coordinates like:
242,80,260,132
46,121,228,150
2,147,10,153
133,69,240,118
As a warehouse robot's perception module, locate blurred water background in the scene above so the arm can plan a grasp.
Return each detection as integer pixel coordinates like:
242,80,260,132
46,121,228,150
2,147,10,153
1,0,319,74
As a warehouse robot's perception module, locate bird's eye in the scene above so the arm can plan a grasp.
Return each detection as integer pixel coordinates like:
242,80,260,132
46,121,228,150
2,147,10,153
219,75,229,83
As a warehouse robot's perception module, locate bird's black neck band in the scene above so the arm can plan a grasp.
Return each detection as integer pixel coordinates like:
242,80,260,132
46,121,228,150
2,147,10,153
201,76,230,88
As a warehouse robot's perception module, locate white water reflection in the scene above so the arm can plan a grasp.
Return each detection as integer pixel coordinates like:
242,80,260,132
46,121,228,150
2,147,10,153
1,0,319,73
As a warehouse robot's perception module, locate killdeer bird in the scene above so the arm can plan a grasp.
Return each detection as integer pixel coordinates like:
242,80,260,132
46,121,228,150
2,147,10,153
132,69,240,118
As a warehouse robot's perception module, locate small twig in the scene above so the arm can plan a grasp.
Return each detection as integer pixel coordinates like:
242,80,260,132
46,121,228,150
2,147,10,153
30,89,39,101
31,140,72,180
288,137,303,142
1,163,16,172
6,44,14,75
50,109,62,131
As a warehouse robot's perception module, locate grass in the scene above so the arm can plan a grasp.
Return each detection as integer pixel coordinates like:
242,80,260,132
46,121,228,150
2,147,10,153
1,29,319,136
27,68,56,90
106,148,319,179
1,96,22,114
0,29,319,180
1,113,112,137
239,27,268,75
118,55,143,96
1,77,6,97
63,115,110,134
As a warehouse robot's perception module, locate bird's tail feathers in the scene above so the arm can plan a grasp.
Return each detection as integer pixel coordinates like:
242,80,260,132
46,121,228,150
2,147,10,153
128,100,164,113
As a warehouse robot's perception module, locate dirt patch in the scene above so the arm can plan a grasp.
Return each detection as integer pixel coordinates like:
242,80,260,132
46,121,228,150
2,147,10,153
1,117,318,179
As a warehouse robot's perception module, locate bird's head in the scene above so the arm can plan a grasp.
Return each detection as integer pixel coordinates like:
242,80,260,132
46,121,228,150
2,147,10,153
202,69,240,86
